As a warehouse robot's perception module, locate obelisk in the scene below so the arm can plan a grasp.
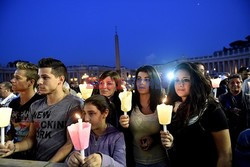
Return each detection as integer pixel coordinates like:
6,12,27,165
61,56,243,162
115,27,121,75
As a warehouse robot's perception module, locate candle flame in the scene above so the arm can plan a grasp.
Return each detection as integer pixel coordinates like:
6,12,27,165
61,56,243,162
75,113,81,119
162,96,167,103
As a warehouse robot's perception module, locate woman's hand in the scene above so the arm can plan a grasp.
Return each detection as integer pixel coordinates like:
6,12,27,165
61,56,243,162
160,131,174,149
67,151,84,167
82,153,102,167
119,115,130,128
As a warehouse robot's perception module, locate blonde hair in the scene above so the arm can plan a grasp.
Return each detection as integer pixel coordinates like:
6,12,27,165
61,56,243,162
16,62,39,88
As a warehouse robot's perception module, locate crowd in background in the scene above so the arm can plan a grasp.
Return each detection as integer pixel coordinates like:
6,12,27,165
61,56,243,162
0,58,249,167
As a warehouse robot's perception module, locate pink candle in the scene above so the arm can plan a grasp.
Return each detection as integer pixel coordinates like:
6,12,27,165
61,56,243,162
75,114,85,158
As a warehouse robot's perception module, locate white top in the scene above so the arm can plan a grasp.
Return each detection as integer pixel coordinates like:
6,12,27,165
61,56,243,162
129,106,167,165
0,93,17,107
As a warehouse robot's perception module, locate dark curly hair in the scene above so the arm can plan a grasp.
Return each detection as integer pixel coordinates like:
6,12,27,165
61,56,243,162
167,62,214,128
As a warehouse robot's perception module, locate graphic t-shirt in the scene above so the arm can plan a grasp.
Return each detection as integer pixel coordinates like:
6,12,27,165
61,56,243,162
8,93,43,142
29,94,83,161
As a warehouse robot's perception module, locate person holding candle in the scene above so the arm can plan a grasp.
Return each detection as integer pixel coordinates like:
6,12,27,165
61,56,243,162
0,58,83,162
119,65,173,167
67,95,126,167
162,62,232,167
0,82,16,146
2,62,43,159
93,70,123,130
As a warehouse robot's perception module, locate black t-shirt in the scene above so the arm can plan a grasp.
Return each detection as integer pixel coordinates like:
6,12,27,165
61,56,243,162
169,103,228,167
7,93,43,160
8,93,44,142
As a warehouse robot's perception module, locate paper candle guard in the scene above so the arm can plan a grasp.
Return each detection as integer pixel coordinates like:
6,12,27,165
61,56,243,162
157,104,173,132
211,78,221,98
157,105,173,124
211,78,221,88
68,122,91,151
0,107,12,145
119,90,132,115
0,107,12,127
79,83,94,100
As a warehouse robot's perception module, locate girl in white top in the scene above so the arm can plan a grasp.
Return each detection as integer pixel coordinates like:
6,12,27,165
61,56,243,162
119,65,173,167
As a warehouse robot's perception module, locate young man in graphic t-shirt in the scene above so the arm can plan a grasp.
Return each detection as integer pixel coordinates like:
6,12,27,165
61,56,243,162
6,62,43,159
0,58,83,162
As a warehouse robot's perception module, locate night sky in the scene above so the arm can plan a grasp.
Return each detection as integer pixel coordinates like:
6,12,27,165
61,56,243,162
0,0,250,69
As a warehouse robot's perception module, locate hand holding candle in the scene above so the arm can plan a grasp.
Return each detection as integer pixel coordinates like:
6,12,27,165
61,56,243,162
79,82,94,100
0,107,12,145
68,114,91,158
157,98,173,132
119,89,132,116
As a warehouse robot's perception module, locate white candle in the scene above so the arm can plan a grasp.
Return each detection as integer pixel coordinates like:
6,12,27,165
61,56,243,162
1,127,4,145
163,125,167,132
157,98,173,132
213,88,217,98
75,114,85,158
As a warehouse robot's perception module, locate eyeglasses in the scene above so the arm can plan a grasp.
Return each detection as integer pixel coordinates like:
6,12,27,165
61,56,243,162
136,78,150,83
174,78,191,85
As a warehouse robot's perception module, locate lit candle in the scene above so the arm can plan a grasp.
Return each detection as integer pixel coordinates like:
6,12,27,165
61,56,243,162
79,82,94,100
75,114,85,158
119,89,132,116
0,107,12,145
157,98,173,132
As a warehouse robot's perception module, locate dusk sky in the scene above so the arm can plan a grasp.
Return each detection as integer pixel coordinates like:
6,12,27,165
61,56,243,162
0,0,250,69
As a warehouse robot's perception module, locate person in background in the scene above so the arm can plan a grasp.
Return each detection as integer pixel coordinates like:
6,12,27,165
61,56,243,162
0,81,17,145
63,81,77,96
67,95,126,167
193,62,214,96
162,62,231,167
93,70,123,130
193,62,211,81
234,128,250,167
0,58,83,162
119,65,173,167
219,74,248,153
238,67,250,81
194,62,206,76
217,75,228,98
0,82,16,107
5,62,42,159
242,77,250,128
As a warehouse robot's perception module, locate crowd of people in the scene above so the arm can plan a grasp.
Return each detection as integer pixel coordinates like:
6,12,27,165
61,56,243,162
0,58,249,167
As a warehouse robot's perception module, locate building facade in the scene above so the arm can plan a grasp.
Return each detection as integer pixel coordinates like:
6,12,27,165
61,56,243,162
0,64,133,84
189,47,250,76
154,46,250,78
